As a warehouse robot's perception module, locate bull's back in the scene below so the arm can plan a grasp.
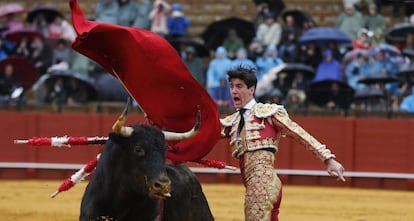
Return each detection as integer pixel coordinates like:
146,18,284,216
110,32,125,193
163,164,214,221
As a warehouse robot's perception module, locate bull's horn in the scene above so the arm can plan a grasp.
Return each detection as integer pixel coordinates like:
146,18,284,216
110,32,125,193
163,111,201,141
112,98,134,137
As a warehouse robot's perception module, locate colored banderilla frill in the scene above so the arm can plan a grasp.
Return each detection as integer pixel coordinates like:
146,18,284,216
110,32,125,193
14,136,108,147
51,154,100,198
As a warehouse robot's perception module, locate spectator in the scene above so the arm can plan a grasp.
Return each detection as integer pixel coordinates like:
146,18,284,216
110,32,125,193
13,35,31,58
256,12,281,48
66,78,89,106
313,49,343,82
271,71,290,101
48,14,76,42
291,69,311,91
327,40,343,61
252,2,270,30
262,87,284,105
133,0,152,29
117,0,138,27
95,0,119,24
166,3,190,39
358,88,387,112
279,15,300,62
336,3,364,40
353,28,372,50
29,13,49,38
345,52,367,90
255,45,283,81
149,0,171,37
46,77,67,111
206,46,232,104
214,78,232,109
0,37,15,61
0,64,24,105
371,28,386,47
285,88,306,110
230,48,256,70
325,81,351,110
398,33,414,51
52,39,71,66
183,46,206,88
222,29,245,60
400,85,414,113
294,43,322,68
364,3,385,33
29,37,53,76
360,48,382,77
69,51,96,76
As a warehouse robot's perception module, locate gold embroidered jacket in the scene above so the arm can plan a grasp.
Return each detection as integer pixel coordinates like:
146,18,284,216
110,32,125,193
220,103,336,161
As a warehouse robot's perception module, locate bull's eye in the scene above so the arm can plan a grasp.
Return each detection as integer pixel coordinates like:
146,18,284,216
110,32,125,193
133,146,145,157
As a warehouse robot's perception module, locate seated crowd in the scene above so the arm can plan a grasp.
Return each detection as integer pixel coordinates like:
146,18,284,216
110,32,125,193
1,0,414,115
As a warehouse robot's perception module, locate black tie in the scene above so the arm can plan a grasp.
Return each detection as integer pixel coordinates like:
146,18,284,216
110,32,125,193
237,108,247,135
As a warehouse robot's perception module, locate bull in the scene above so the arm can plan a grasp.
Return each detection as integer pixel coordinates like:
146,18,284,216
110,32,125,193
80,105,214,221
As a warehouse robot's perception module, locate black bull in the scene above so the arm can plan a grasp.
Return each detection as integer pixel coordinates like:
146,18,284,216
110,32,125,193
80,124,214,221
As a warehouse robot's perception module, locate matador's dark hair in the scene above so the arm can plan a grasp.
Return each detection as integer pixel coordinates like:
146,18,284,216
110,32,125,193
227,66,258,89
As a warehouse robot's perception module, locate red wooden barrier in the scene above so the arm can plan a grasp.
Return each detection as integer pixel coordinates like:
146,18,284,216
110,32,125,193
0,111,413,190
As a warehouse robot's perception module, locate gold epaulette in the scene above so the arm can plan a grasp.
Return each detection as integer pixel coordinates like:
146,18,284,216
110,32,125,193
220,112,238,127
254,103,283,118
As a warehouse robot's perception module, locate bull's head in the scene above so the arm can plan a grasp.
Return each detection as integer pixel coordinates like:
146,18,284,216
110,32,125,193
109,100,200,199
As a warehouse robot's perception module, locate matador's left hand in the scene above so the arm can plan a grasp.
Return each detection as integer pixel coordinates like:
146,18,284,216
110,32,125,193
325,158,346,182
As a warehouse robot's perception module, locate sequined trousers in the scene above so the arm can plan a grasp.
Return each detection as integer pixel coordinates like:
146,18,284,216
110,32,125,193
240,150,282,221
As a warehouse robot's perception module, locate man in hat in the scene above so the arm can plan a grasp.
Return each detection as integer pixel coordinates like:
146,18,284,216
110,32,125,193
220,67,345,221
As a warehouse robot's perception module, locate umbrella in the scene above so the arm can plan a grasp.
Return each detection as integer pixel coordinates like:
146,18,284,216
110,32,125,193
0,3,26,18
167,37,210,57
252,0,285,18
402,48,414,57
298,27,351,46
3,28,43,44
26,6,63,24
354,87,385,100
0,57,38,90
396,63,414,82
306,79,355,109
280,62,315,78
95,73,129,101
376,43,401,57
281,9,316,28
387,22,414,39
201,17,255,50
357,74,400,85
33,69,98,101
342,49,369,67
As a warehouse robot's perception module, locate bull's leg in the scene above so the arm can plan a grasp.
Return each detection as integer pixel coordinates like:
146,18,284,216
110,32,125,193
163,164,214,221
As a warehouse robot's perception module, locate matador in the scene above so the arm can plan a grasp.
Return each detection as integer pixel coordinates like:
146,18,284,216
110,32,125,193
220,67,345,221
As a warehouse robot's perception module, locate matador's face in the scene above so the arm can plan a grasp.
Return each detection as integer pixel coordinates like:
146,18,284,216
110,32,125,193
229,78,255,109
